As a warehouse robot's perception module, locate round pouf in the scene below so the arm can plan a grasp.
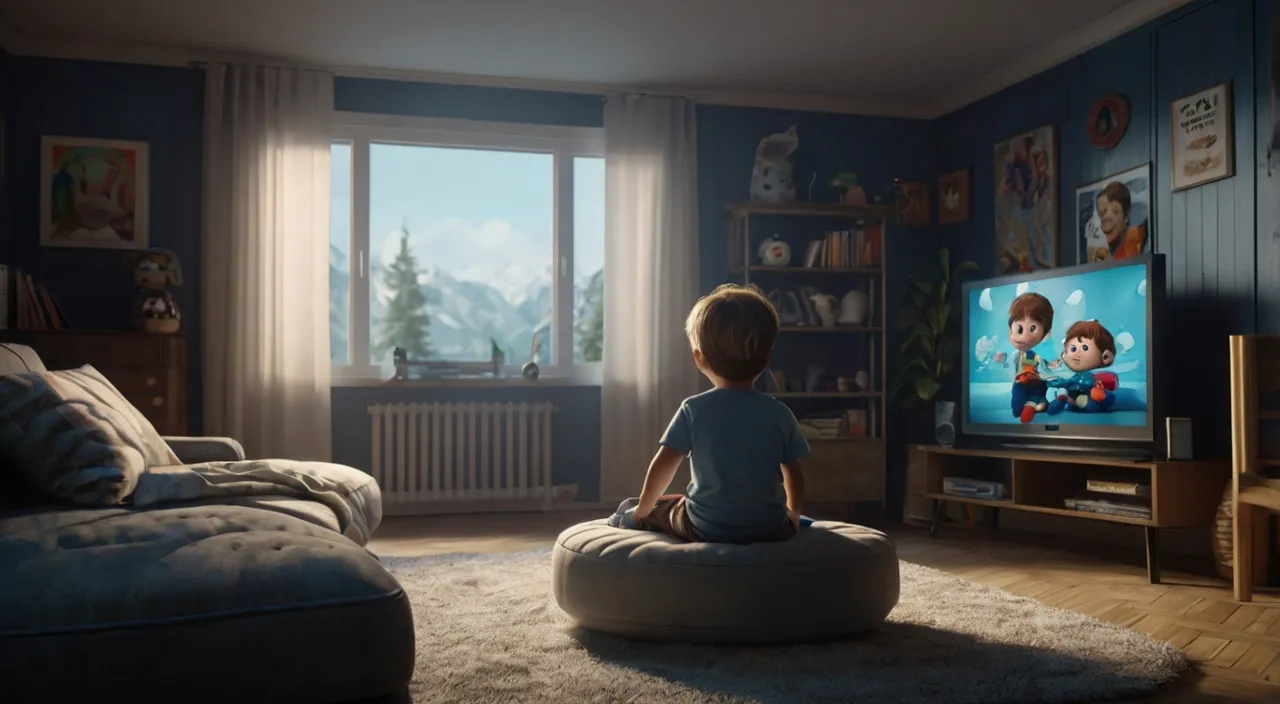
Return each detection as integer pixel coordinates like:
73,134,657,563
551,519,899,644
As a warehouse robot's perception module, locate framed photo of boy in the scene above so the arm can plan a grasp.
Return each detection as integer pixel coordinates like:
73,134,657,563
1169,82,1234,191
1075,163,1153,264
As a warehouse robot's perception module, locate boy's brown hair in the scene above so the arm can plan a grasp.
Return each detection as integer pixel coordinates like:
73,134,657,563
1064,320,1116,360
685,283,778,382
1096,182,1132,217
1007,292,1054,333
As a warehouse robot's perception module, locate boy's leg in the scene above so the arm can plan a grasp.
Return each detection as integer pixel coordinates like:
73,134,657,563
637,494,702,541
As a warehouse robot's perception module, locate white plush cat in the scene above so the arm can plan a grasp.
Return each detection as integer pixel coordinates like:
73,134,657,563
749,125,799,202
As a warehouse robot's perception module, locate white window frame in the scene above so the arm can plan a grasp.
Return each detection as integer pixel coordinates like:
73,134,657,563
330,112,605,383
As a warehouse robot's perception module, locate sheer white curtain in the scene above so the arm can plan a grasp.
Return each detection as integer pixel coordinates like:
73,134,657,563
202,64,334,460
600,94,702,502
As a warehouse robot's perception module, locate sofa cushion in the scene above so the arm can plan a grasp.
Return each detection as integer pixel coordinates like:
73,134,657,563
0,365,178,505
0,503,415,703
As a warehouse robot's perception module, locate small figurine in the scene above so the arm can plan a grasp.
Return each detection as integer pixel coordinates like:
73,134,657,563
491,338,505,376
830,172,868,205
523,330,543,381
126,247,182,334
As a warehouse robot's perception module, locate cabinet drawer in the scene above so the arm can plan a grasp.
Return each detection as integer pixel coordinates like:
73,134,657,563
103,368,170,398
0,332,185,369
806,439,885,503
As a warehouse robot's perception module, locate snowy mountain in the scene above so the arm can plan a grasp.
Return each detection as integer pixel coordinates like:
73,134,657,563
331,256,600,368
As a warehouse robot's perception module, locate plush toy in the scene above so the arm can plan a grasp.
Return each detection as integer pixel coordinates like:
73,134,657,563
126,248,182,334
749,126,799,202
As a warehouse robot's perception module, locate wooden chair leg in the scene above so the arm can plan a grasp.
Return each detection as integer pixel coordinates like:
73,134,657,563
1234,502,1255,603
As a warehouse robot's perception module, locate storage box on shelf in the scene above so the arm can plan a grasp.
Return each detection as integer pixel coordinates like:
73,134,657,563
908,445,1229,584
726,201,892,517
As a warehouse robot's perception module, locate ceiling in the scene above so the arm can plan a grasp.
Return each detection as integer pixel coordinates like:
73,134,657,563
0,0,1192,118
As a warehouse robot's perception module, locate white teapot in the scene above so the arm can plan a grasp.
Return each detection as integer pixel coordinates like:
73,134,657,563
810,293,839,328
758,237,791,266
838,290,870,326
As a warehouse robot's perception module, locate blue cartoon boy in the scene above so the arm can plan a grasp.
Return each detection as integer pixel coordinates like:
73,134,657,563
1007,292,1056,423
1046,320,1117,414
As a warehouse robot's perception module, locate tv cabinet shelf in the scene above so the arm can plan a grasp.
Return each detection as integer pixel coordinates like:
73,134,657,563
910,445,1230,583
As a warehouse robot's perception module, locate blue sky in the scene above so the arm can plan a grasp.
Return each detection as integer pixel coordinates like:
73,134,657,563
330,143,604,301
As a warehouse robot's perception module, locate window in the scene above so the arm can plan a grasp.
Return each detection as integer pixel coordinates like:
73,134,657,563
329,114,605,380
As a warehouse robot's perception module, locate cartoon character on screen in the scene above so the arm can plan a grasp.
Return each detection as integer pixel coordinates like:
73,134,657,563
1045,320,1118,414
1006,292,1059,423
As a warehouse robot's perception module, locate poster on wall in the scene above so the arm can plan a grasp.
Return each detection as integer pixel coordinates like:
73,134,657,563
993,124,1058,274
39,135,150,250
1076,163,1153,264
1169,82,1234,191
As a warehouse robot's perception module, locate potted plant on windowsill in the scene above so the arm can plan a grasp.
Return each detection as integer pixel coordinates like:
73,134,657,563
889,246,977,443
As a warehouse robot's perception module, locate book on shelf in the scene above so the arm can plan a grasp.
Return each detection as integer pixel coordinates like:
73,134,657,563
12,270,71,331
1063,497,1151,520
1084,479,1151,497
806,225,881,269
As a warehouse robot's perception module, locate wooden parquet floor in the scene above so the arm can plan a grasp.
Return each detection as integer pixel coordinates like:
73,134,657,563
370,510,1280,703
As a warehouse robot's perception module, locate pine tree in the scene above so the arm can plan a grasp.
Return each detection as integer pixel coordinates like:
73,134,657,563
576,269,604,363
375,228,432,361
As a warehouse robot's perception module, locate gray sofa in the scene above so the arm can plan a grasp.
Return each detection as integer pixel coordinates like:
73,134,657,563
0,344,415,703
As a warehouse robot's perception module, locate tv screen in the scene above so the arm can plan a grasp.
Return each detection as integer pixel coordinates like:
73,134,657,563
961,255,1161,442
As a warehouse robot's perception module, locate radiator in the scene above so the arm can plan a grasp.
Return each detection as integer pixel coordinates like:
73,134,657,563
368,401,557,513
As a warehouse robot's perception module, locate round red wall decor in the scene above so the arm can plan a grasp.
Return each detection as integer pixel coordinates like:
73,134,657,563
1086,93,1130,150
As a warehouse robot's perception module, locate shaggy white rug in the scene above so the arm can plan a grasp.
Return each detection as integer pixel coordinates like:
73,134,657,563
383,549,1185,704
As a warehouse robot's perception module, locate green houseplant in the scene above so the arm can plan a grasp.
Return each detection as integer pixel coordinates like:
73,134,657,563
890,246,977,416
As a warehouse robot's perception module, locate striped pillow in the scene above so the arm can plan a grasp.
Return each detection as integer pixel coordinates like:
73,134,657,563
0,365,179,505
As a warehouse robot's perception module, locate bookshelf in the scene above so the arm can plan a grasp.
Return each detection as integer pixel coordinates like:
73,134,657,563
1229,335,1280,600
725,200,889,517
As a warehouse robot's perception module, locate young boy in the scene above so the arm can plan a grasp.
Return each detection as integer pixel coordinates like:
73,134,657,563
1046,320,1118,414
627,283,809,544
1007,292,1056,423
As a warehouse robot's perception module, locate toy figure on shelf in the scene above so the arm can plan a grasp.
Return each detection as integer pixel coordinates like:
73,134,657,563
830,172,867,205
523,330,543,381
1045,320,1118,414
126,247,182,334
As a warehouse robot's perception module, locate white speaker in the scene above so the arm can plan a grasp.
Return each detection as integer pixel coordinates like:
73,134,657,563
935,400,957,446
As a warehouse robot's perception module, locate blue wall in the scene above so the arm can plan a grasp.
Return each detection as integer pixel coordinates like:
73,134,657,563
933,0,1268,458
3,57,206,431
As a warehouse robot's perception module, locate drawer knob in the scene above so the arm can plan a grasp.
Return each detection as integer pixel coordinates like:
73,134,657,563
146,377,157,386
152,396,165,407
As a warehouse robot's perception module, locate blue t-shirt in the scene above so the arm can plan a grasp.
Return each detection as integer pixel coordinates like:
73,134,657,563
659,388,811,542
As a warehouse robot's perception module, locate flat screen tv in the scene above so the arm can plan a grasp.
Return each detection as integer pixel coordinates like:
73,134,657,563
960,254,1164,444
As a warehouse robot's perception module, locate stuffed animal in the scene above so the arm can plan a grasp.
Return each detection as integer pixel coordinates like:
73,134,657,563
126,248,182,334
749,126,799,202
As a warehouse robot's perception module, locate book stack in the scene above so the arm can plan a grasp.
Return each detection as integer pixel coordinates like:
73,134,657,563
1063,478,1152,520
797,416,842,440
803,224,881,269
12,269,71,330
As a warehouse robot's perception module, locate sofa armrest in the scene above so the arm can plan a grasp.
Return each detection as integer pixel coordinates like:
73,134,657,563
163,436,246,464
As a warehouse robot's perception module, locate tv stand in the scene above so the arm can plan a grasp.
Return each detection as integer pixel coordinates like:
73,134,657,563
909,445,1229,583
959,438,1154,462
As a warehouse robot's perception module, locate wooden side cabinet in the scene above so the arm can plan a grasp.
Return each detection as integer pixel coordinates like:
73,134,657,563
0,330,189,436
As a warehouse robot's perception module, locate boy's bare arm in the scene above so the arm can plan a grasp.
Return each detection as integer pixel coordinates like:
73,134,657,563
634,446,684,519
781,460,805,518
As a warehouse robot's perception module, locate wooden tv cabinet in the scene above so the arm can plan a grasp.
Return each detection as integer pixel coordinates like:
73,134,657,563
910,445,1230,584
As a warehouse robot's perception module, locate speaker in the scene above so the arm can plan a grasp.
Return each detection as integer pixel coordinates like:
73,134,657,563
1166,417,1193,460
935,400,957,446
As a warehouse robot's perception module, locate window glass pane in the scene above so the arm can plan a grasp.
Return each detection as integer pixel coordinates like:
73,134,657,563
573,156,605,364
368,144,553,373
329,142,352,365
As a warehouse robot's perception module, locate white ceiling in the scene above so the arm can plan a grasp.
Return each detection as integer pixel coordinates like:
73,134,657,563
0,0,1192,118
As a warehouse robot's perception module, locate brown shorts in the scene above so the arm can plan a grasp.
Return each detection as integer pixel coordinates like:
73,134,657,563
638,494,797,544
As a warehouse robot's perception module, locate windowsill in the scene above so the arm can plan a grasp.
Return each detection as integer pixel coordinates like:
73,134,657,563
330,376,600,388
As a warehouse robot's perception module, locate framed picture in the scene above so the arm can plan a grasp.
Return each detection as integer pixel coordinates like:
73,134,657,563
1169,82,1234,191
40,135,150,250
1075,163,1153,264
994,124,1058,274
894,180,929,226
937,167,971,225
